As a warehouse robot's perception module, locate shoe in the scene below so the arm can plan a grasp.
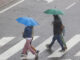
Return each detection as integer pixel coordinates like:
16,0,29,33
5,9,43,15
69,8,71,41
36,50,39,53
59,49,65,52
46,44,51,49
59,47,67,52
35,53,38,59
64,46,67,50
21,54,27,59
35,50,39,58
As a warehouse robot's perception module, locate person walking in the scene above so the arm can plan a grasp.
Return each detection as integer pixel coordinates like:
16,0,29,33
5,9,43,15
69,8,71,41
21,26,39,59
46,15,67,51
16,17,39,59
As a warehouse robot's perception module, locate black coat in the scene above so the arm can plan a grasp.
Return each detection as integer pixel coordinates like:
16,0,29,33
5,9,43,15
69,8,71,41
52,15,63,35
53,20,63,35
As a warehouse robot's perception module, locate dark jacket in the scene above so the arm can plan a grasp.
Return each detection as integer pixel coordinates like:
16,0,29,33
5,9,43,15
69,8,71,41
23,26,33,38
52,15,64,35
53,20,63,35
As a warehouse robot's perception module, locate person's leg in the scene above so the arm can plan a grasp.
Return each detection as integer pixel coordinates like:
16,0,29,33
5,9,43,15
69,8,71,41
56,35,64,50
49,36,56,48
28,40,36,55
46,36,56,49
30,39,39,53
30,38,39,57
31,46,36,51
60,34,67,48
22,40,28,54
21,40,28,59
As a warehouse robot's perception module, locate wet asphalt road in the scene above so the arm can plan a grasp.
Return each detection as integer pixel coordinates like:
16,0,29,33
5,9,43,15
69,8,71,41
0,0,80,60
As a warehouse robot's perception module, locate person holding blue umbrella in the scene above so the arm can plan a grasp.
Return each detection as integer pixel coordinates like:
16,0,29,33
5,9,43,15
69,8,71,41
16,17,39,59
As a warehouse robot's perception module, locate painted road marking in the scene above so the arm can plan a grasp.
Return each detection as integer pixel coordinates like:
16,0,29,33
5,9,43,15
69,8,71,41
75,51,80,56
0,36,39,60
65,2,76,10
62,59,71,60
44,0,54,3
26,36,53,59
0,37,15,47
48,34,80,58
0,0,24,13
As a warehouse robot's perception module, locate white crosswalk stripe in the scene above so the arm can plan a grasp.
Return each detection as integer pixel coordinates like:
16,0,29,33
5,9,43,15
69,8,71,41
0,37,15,47
65,2,76,10
74,51,80,56
48,34,80,58
0,0,24,13
0,36,39,60
61,59,72,60
44,0,54,3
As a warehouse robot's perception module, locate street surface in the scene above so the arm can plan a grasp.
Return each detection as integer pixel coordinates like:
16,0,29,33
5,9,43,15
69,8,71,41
0,0,80,60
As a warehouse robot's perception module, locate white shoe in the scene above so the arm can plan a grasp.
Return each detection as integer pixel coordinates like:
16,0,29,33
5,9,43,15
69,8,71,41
21,54,27,59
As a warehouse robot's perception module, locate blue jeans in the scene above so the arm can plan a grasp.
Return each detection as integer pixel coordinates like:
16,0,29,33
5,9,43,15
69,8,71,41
49,34,64,50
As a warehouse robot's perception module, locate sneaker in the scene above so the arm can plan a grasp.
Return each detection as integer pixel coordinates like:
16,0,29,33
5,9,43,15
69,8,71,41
36,50,39,53
35,50,39,58
21,54,27,59
59,49,65,52
46,44,51,49
64,46,67,50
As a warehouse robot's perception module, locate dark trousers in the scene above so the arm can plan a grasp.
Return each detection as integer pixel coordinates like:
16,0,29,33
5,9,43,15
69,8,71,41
49,34,64,50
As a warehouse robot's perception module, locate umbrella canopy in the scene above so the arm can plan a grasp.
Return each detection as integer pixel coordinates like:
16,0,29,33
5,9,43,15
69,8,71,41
44,9,64,15
16,17,39,26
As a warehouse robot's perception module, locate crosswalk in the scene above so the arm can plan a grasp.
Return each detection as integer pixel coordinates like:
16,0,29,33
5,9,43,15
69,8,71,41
75,51,80,56
37,0,54,3
26,36,52,59
0,36,39,60
0,0,24,13
0,37,15,47
48,34,80,58
0,34,80,60
44,0,54,3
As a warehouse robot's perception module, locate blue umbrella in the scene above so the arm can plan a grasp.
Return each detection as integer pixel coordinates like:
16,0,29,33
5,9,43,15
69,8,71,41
16,17,39,26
